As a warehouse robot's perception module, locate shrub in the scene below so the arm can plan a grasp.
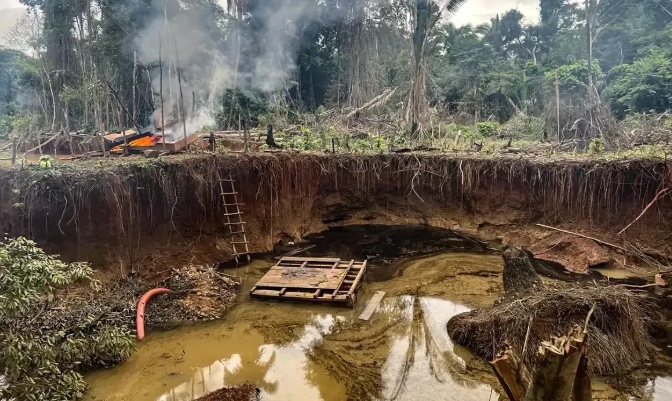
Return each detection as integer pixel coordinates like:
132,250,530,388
476,121,501,137
0,237,135,401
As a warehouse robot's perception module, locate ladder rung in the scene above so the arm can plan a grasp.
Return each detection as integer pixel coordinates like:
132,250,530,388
226,221,247,225
219,178,235,182
221,192,239,196
223,212,244,216
223,203,244,207
230,241,248,245
229,231,246,235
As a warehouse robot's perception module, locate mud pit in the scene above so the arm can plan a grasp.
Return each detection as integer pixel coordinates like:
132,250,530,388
83,234,671,401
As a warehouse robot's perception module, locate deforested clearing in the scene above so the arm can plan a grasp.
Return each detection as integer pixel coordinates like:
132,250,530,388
2,0,672,400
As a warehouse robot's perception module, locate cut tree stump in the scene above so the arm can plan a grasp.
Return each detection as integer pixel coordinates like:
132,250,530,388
493,306,595,401
502,246,544,294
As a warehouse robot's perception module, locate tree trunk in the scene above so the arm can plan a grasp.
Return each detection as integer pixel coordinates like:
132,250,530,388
493,326,592,401
502,246,544,294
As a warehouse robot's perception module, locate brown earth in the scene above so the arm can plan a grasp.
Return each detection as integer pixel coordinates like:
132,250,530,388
0,153,670,281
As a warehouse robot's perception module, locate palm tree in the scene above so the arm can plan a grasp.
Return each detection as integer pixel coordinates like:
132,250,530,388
406,0,468,140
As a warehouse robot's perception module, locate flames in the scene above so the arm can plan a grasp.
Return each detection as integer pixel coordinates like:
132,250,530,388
111,134,163,153
129,135,161,147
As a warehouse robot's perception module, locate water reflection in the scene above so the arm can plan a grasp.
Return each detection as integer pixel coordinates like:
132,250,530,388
380,296,498,401
156,315,343,401
639,377,672,401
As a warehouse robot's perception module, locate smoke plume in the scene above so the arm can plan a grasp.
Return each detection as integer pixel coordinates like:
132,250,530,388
133,0,322,139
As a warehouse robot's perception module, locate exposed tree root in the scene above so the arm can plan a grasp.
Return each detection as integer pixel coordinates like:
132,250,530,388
0,153,670,267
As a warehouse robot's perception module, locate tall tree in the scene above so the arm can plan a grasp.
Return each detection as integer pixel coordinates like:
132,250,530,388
407,0,467,139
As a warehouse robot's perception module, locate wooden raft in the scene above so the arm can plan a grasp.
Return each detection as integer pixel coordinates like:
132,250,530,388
250,257,367,307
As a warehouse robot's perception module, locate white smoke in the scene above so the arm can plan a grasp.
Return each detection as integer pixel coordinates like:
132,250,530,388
133,0,322,139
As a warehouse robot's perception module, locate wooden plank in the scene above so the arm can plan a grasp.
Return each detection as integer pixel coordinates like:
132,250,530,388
358,291,386,321
251,290,350,302
281,257,341,263
332,260,355,298
347,261,367,295
255,266,346,289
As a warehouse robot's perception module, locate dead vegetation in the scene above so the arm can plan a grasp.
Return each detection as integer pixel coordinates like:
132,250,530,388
144,265,240,328
193,383,260,401
446,284,654,376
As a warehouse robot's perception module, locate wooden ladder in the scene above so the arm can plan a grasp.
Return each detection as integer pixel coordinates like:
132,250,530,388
219,174,251,265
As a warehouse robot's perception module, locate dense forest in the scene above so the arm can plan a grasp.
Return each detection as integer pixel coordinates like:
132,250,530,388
0,0,671,149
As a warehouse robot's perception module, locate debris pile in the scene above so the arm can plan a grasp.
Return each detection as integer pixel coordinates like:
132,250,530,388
145,265,239,328
194,383,260,401
446,246,654,376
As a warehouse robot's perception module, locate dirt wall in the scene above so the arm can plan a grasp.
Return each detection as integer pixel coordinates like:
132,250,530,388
1,154,670,273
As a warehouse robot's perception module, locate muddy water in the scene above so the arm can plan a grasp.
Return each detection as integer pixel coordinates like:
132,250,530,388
84,252,668,401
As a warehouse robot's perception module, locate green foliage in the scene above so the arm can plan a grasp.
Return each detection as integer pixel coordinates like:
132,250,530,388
0,237,135,400
476,121,501,137
215,89,268,130
39,155,54,168
546,61,605,97
503,113,545,140
588,137,604,155
2,0,672,145
604,48,672,117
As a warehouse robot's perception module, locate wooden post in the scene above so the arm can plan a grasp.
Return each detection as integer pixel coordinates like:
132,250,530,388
174,40,188,149
146,67,155,110
332,137,336,153
107,81,144,154
244,130,249,153
11,138,17,165
454,130,462,149
159,32,165,151
133,50,137,124
555,73,561,142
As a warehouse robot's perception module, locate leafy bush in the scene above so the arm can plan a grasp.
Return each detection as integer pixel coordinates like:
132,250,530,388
546,61,605,98
503,112,545,140
604,49,672,117
588,137,605,155
0,237,135,401
476,121,501,137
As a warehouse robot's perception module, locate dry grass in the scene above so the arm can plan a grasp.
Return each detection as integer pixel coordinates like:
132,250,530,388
446,284,654,376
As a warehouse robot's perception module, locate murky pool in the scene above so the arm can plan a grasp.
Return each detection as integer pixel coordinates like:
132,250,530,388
84,252,670,401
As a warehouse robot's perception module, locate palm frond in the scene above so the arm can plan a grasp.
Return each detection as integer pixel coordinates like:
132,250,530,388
438,0,469,18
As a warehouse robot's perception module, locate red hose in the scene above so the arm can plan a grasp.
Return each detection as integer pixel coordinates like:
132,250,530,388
136,288,172,340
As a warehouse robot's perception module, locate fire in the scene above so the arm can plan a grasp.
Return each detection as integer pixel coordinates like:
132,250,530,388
129,135,161,147
110,134,162,153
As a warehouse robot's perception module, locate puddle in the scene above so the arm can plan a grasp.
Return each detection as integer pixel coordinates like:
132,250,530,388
379,297,497,401
84,250,668,401
84,253,504,401
630,377,672,401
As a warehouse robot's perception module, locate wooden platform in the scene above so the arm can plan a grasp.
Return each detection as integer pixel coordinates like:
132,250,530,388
250,257,367,307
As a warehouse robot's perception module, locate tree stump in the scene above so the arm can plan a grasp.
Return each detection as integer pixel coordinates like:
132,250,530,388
502,246,544,294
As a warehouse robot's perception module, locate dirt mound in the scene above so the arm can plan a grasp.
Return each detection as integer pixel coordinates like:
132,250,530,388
446,285,654,376
194,383,259,401
145,265,239,328
531,236,611,273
